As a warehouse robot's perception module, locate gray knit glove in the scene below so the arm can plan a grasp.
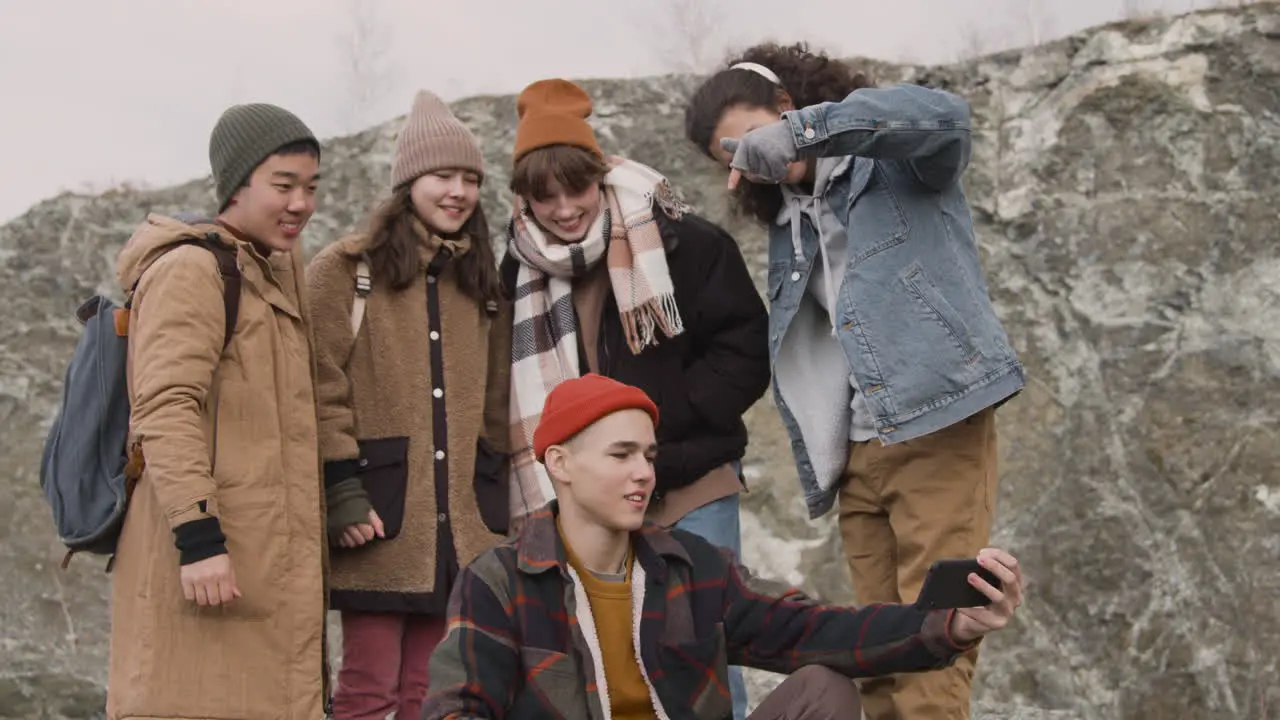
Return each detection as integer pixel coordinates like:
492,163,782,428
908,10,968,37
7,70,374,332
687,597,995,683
719,120,799,184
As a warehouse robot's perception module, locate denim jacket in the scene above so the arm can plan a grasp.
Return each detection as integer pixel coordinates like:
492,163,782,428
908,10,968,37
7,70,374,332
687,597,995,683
766,83,1025,518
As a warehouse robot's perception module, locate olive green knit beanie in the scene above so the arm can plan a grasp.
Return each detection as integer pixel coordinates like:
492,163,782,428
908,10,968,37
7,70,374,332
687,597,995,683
209,103,319,211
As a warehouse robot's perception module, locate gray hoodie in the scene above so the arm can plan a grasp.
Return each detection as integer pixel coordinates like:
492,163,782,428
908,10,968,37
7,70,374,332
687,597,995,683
778,156,877,442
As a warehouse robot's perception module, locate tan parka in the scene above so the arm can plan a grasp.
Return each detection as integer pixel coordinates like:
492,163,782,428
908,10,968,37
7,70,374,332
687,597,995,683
106,214,328,720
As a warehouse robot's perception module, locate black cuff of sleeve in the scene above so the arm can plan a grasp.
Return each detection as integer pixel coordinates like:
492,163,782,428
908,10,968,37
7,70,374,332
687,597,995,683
173,516,228,566
324,458,362,488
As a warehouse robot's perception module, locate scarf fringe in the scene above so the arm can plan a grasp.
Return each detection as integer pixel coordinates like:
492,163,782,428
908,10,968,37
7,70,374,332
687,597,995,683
652,177,693,221
506,157,691,520
619,292,684,355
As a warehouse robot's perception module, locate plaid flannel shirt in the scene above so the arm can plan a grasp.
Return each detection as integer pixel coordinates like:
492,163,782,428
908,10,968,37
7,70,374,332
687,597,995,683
423,503,976,719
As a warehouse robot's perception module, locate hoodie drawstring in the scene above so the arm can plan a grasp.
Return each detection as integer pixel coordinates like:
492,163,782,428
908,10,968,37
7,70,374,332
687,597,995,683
787,196,840,338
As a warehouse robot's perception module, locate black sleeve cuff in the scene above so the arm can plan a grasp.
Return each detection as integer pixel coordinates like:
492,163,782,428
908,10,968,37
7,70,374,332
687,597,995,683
173,516,228,566
324,458,362,488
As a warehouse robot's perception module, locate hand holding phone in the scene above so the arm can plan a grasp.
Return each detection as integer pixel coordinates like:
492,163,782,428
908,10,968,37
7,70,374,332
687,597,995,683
914,558,1003,611
926,549,1025,645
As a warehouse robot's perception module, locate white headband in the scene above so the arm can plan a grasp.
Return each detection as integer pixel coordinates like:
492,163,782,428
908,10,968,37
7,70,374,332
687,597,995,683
730,62,781,85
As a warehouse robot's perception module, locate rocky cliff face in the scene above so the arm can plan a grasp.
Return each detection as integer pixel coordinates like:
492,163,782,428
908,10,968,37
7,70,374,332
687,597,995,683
3,5,1277,719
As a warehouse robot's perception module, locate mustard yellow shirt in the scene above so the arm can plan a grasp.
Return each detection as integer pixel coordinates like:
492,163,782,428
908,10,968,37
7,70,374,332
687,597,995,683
559,521,657,720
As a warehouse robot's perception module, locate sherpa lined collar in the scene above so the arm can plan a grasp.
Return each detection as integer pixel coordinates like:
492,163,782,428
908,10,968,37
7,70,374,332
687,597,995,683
515,501,691,584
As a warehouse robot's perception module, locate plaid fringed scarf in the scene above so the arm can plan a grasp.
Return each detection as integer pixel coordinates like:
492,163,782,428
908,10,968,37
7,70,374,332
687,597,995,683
507,157,691,519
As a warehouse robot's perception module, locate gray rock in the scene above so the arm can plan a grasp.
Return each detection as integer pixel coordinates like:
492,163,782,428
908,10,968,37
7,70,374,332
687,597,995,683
3,5,1277,719
973,705,1083,720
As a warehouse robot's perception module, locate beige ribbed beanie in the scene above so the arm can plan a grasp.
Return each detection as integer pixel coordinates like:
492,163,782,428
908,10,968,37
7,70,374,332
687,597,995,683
391,90,484,189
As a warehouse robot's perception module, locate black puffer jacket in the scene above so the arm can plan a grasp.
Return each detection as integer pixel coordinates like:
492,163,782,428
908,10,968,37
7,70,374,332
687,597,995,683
500,211,770,497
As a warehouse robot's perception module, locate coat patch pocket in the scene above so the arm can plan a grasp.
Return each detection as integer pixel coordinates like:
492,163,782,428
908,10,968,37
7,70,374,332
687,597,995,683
473,437,510,535
356,436,409,540
517,647,585,714
659,624,732,716
661,624,728,670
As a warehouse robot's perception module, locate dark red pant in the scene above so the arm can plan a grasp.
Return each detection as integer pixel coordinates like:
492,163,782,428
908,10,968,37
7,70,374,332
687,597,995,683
332,611,448,720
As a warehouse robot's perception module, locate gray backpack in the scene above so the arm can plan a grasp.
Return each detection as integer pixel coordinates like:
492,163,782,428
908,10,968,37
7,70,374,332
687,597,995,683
40,230,240,570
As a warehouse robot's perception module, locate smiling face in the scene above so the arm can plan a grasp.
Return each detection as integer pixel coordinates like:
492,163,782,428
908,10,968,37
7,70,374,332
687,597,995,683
544,409,657,533
409,168,481,235
219,149,321,252
510,144,611,244
709,102,810,185
525,179,603,243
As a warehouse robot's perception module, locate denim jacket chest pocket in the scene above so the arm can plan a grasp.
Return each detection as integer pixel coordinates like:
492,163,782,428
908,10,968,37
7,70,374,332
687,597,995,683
835,159,910,267
765,249,814,360
764,260,789,361
767,259,787,301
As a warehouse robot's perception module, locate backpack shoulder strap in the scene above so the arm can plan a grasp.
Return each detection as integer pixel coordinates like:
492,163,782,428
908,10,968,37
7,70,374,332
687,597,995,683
191,233,241,350
351,258,371,337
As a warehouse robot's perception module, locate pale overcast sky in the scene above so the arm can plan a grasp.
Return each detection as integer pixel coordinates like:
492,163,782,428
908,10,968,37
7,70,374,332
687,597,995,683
0,0,1226,222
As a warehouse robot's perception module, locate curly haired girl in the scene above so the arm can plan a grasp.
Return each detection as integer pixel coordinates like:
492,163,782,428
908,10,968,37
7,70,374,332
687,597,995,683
685,42,1027,720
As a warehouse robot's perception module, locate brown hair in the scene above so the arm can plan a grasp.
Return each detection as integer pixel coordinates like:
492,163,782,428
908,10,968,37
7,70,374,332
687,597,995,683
510,144,610,202
684,42,872,225
357,184,503,303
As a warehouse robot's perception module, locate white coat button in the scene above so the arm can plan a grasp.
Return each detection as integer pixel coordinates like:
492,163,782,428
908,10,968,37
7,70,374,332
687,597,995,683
433,388,443,398
429,330,439,341
790,271,801,281
438,513,448,523
435,449,445,460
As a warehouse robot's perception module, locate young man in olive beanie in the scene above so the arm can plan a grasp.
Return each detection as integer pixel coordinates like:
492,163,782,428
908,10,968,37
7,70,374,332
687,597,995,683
424,374,1028,719
107,103,332,720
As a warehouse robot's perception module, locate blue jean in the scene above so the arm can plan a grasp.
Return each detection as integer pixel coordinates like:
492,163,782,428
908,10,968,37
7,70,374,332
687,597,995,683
673,488,748,720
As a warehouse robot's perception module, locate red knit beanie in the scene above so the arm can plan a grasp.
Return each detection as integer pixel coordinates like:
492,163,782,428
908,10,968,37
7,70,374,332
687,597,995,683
533,374,659,462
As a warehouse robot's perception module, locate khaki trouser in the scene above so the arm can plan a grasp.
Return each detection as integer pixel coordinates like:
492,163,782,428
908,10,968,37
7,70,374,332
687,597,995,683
838,407,1000,720
749,665,862,720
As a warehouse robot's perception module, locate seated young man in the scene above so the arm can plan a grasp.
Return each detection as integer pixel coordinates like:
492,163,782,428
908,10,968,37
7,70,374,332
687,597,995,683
422,374,1026,720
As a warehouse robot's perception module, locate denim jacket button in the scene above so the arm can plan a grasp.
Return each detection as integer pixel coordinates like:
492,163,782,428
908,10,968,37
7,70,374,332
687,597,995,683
790,271,801,281
803,127,816,139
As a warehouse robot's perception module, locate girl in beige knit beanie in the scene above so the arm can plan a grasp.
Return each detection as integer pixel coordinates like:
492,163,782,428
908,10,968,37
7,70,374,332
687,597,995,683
304,89,511,720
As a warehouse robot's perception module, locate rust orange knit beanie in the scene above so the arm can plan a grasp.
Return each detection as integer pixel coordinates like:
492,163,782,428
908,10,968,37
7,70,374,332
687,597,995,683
513,79,603,164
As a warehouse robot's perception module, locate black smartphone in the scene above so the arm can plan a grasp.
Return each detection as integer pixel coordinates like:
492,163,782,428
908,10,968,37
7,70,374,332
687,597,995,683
914,558,1002,611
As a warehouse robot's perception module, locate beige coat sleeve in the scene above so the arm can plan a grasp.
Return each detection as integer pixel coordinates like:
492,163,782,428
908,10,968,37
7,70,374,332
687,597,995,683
305,246,361,462
129,246,224,528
